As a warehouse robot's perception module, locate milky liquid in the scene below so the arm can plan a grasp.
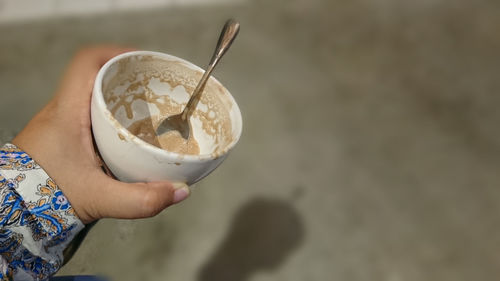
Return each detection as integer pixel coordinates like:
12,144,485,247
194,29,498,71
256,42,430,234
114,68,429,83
103,55,234,156
127,116,200,155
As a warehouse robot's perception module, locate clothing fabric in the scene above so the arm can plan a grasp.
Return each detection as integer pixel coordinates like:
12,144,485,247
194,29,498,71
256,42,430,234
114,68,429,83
0,143,84,280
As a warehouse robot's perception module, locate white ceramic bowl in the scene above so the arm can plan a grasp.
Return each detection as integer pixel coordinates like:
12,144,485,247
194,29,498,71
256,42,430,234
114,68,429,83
91,51,242,185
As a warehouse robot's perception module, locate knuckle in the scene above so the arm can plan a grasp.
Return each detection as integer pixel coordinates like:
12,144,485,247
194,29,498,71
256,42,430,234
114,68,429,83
140,189,165,218
75,47,92,59
74,45,102,62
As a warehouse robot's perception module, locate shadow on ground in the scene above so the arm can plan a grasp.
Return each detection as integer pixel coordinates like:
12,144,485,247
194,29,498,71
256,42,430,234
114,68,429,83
197,197,305,281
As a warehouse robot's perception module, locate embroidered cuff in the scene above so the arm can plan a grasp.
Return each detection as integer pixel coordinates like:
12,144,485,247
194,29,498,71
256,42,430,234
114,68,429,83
0,143,84,280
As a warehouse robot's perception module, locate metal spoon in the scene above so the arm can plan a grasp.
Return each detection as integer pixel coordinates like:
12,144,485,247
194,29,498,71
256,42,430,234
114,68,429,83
156,19,240,139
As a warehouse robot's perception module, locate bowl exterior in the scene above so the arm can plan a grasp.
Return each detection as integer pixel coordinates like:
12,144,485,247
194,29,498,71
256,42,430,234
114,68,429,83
91,85,229,185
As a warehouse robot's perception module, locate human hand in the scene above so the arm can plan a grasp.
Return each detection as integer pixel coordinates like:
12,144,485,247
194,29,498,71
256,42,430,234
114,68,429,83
12,46,190,224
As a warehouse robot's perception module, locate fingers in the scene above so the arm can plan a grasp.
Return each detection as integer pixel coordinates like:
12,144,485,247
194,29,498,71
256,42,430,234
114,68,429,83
74,45,137,69
56,45,137,104
90,176,190,221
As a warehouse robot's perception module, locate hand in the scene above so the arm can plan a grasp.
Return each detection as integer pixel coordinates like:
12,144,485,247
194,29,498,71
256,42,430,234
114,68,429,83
12,46,190,224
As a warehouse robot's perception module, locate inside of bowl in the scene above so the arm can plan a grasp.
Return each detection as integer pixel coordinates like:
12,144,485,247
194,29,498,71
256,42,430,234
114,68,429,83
101,54,237,156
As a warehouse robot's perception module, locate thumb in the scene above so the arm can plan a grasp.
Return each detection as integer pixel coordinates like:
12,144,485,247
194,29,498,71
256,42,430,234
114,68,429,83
92,177,190,220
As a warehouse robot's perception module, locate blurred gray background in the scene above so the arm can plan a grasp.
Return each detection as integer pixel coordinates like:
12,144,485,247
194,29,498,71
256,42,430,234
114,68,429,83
1,0,500,280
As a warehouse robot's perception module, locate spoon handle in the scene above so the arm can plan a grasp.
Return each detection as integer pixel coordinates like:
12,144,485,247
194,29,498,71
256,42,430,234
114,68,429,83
181,19,240,120
209,19,241,67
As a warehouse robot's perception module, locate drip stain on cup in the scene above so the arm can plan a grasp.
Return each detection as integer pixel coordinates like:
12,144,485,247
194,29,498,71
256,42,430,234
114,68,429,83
103,55,233,156
91,51,242,184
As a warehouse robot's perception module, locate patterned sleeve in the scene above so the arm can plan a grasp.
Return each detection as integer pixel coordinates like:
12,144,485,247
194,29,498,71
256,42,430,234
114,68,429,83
0,143,84,280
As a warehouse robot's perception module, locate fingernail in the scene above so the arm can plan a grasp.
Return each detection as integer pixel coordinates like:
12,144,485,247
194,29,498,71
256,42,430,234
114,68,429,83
173,182,190,204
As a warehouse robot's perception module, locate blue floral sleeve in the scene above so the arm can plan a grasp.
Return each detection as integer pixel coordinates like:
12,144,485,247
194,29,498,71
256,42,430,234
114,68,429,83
0,144,84,280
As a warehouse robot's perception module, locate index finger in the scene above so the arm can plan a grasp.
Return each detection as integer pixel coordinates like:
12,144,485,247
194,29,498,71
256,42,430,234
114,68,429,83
56,45,137,103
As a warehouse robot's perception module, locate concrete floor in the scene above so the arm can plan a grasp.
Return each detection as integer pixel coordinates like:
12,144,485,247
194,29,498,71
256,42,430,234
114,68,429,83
1,0,500,280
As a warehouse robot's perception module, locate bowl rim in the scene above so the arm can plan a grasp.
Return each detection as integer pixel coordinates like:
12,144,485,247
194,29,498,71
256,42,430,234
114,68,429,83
92,50,243,163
